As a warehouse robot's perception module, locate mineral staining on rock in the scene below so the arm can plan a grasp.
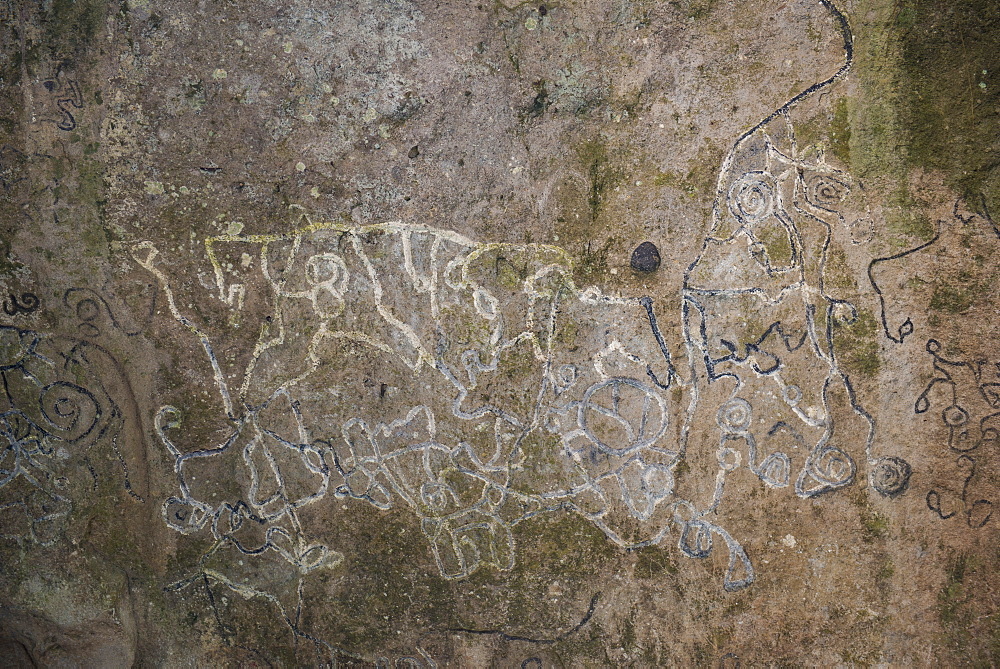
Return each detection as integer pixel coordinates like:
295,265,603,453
629,241,661,273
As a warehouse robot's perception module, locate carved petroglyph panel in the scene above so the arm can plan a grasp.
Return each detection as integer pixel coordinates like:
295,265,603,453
1,0,999,665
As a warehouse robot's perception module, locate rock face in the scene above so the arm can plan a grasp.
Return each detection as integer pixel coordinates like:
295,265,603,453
1,0,999,665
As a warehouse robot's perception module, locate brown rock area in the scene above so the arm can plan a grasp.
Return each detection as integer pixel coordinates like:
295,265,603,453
1,0,998,665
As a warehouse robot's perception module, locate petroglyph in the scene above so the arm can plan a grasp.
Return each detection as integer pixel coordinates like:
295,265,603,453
917,339,996,529
7,0,999,663
35,69,83,132
63,286,157,339
132,2,927,612
0,326,143,544
679,1,918,520
2,292,39,316
135,222,693,582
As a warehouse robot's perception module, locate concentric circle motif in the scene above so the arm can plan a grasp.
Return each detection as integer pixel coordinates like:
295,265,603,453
805,173,850,209
729,173,775,223
716,398,752,433
809,445,856,487
758,452,791,488
869,457,912,498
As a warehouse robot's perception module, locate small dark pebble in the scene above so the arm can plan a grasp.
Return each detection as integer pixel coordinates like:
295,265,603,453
630,241,661,272
538,5,547,16
408,145,420,159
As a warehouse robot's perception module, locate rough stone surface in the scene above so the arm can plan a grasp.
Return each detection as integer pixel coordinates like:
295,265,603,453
1,0,999,665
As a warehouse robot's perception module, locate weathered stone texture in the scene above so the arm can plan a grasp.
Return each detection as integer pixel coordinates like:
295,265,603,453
1,0,998,665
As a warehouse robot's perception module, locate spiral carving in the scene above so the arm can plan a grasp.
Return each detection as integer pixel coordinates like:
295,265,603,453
729,173,775,224
869,457,912,498
39,381,101,443
808,445,855,487
805,174,850,209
